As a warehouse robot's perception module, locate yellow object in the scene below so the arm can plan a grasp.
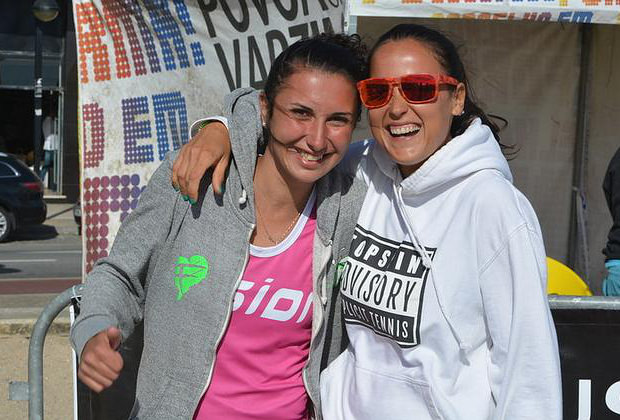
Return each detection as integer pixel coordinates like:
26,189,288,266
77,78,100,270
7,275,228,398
546,257,592,296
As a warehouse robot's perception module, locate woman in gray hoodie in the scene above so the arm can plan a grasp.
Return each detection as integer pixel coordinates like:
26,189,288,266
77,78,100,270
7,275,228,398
71,34,368,419
172,24,561,419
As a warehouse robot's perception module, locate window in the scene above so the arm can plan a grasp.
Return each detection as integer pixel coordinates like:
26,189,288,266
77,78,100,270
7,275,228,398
0,162,18,177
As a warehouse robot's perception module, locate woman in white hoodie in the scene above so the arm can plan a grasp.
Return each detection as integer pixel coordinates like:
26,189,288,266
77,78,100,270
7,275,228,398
173,24,562,420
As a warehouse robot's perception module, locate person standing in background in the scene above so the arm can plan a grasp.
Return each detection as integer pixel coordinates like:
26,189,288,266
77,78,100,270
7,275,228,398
39,107,58,190
602,147,620,295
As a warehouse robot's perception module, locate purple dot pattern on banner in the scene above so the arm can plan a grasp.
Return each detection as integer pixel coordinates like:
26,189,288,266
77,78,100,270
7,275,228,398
123,96,154,164
153,91,189,160
126,0,161,73
83,174,144,273
83,103,105,168
102,0,147,77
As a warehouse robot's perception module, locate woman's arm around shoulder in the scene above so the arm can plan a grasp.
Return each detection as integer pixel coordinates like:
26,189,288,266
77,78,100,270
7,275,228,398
172,88,260,201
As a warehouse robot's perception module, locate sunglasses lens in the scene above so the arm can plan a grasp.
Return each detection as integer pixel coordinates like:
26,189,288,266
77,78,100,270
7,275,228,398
401,75,436,103
361,82,391,107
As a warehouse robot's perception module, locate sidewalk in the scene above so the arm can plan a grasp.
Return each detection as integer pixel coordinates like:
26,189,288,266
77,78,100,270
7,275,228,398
6,201,79,242
41,201,80,237
1,333,74,420
0,294,71,334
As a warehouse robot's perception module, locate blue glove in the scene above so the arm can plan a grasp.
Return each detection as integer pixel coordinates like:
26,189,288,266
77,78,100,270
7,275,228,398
602,260,620,296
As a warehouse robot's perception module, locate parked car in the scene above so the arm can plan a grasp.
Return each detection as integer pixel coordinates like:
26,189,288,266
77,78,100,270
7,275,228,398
0,152,47,241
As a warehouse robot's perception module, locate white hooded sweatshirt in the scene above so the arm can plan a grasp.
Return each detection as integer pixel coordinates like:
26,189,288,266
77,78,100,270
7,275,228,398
320,119,562,419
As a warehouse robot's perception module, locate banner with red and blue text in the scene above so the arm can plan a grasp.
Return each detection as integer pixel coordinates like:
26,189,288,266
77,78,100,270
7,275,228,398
73,0,344,273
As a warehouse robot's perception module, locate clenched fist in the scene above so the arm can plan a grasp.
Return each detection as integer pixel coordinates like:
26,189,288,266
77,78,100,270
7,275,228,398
78,326,124,393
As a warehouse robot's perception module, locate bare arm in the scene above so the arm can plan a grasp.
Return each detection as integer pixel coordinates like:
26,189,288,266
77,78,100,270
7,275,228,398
171,121,231,203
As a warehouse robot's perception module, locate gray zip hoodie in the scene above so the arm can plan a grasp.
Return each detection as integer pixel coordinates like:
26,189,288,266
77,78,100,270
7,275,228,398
70,88,366,419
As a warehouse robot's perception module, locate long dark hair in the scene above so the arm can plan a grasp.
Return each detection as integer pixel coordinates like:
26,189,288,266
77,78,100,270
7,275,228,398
369,24,511,152
263,33,368,122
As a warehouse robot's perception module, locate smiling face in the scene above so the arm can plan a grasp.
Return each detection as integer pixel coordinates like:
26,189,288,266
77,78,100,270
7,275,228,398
261,67,357,186
368,38,465,177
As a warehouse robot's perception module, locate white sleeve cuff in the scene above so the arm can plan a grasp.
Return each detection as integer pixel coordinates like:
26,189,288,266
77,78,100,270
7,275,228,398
190,116,229,138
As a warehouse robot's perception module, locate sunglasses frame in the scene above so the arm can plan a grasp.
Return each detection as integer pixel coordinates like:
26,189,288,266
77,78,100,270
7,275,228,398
356,74,460,109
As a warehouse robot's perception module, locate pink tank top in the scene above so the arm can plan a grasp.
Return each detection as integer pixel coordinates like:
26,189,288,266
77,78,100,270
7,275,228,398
194,190,316,420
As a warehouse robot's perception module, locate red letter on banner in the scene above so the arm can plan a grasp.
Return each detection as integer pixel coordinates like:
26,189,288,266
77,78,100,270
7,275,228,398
101,0,130,79
102,0,148,77
83,103,105,169
75,3,111,83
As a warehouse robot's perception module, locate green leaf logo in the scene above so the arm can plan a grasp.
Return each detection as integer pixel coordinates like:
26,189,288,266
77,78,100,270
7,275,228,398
330,257,348,289
174,255,209,300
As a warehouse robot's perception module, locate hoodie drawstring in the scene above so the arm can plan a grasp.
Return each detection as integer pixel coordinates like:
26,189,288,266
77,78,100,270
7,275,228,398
393,183,472,356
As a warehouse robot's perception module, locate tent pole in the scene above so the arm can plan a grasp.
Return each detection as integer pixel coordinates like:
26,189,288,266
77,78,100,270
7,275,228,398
567,24,593,282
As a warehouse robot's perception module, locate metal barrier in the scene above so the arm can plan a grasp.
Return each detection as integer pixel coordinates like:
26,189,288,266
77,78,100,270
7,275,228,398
8,284,83,420
9,289,620,419
549,294,620,310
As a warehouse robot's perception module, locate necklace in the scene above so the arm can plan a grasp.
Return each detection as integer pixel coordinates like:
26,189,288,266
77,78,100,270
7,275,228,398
255,199,302,245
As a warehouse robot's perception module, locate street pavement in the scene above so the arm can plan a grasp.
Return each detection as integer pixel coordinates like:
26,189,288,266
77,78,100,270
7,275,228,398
0,202,82,419
0,235,81,296
0,202,82,328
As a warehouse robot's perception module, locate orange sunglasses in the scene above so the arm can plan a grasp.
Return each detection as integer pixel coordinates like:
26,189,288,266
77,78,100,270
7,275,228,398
357,74,460,109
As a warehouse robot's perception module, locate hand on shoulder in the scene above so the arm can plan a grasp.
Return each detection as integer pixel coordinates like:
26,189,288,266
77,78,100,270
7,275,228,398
171,121,231,203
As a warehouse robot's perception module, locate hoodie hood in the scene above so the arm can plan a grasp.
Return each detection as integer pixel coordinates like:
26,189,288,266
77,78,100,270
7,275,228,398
372,118,512,196
224,87,263,201
370,118,513,354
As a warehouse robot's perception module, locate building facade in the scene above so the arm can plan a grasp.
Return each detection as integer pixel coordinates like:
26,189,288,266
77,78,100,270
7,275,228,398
0,0,78,202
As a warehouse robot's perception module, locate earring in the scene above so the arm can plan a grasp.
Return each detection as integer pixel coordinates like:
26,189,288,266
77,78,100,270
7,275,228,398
459,110,465,116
